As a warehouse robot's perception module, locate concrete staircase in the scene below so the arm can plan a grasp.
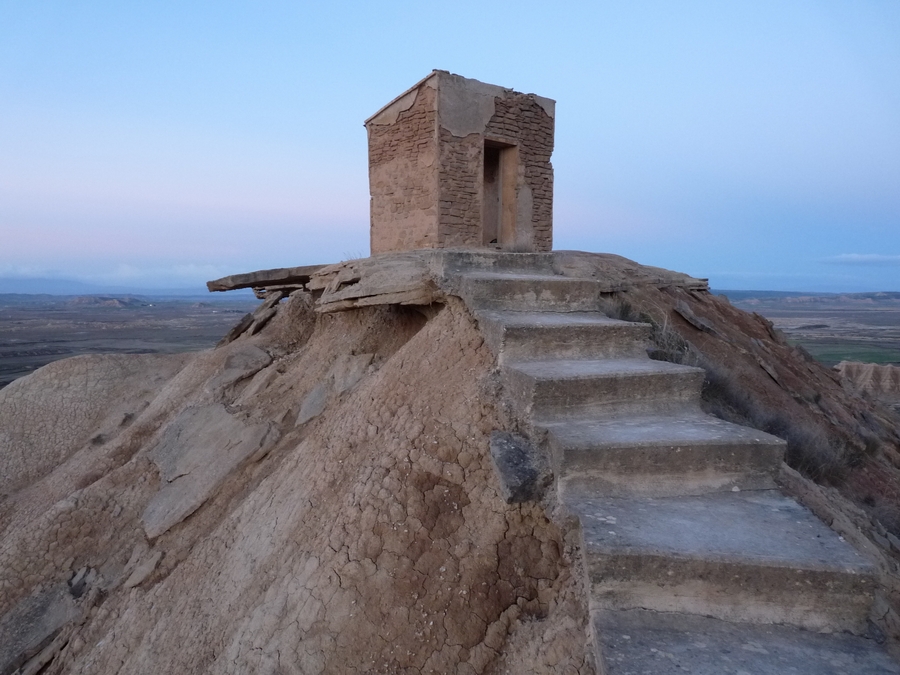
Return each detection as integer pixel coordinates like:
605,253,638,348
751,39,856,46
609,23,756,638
445,253,900,674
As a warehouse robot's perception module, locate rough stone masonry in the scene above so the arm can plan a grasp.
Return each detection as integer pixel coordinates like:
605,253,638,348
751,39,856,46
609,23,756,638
366,70,555,255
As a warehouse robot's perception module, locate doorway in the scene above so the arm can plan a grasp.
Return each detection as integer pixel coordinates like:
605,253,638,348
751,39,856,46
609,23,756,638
482,141,517,247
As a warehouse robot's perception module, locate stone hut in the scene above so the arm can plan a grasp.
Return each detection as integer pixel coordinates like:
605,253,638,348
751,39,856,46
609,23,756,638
365,70,555,254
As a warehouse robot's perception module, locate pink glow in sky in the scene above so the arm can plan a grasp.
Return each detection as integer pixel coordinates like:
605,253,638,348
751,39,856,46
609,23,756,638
2,1,899,292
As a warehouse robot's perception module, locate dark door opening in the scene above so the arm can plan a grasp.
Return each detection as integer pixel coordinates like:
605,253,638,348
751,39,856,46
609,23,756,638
482,142,518,247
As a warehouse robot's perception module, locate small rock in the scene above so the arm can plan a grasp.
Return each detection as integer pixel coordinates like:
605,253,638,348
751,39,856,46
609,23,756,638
297,384,329,425
123,551,162,589
142,404,275,538
489,431,552,503
756,357,779,384
248,307,278,335
206,344,272,394
330,353,374,394
217,313,254,346
872,531,890,550
674,301,717,335
0,584,79,674
68,567,88,597
887,532,900,554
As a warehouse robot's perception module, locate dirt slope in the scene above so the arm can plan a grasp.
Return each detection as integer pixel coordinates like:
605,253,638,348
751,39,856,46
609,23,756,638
3,249,900,673
0,293,589,674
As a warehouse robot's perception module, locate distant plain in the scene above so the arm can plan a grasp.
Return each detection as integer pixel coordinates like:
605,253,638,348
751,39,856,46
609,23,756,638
0,293,257,389
718,291,900,368
2,290,899,391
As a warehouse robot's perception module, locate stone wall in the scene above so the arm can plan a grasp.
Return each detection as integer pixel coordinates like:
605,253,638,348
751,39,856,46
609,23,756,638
367,71,555,254
436,128,482,248
484,95,554,252
368,83,438,255
436,92,554,252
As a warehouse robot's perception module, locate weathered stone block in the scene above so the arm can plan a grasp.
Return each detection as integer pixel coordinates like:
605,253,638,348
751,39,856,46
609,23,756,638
489,430,552,503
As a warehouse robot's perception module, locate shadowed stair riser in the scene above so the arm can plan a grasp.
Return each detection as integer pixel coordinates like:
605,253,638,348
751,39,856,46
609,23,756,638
503,363,706,421
550,435,783,490
551,439,783,479
460,275,604,311
593,609,900,675
586,553,873,633
558,471,779,499
477,311,652,363
546,433,785,496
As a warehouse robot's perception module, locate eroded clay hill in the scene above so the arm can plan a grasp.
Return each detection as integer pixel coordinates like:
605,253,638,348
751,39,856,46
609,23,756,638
2,250,900,674
0,279,588,673
838,362,900,412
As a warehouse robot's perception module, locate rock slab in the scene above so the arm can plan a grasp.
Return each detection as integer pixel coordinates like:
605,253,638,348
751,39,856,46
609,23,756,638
143,404,277,539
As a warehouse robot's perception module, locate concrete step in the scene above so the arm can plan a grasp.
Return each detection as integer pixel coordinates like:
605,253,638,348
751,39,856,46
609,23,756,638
457,272,603,311
503,358,705,421
569,489,876,633
544,411,785,497
593,609,900,675
433,249,557,276
475,310,651,364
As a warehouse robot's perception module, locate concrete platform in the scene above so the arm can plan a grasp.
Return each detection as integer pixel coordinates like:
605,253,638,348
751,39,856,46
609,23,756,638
476,310,651,363
432,249,558,276
594,609,900,675
458,272,605,311
569,490,875,632
503,358,705,420
544,411,785,496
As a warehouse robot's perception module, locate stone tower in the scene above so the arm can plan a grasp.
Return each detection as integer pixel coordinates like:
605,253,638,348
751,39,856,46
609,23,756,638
365,71,555,255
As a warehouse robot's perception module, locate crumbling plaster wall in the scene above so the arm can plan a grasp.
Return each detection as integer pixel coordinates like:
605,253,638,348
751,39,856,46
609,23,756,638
367,72,554,254
436,73,554,252
368,81,439,255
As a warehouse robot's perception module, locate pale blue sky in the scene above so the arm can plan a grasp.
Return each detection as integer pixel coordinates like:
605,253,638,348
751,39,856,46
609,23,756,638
1,1,898,291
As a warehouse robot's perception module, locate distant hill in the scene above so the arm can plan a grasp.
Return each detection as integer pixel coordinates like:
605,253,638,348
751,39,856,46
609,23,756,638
0,277,252,297
713,289,900,302
711,289,820,300
837,361,900,400
0,277,102,295
0,281,255,302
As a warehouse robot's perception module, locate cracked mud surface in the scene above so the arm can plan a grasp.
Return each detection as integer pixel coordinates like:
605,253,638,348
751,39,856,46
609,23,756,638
0,294,591,674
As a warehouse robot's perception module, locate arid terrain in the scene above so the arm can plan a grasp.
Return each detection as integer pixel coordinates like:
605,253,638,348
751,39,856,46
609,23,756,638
721,290,900,368
6,289,897,394
0,294,257,389
3,258,900,673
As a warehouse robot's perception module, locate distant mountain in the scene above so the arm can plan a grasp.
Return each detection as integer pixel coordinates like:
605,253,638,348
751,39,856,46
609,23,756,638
0,277,254,299
0,277,105,295
711,289,835,300
712,289,900,302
